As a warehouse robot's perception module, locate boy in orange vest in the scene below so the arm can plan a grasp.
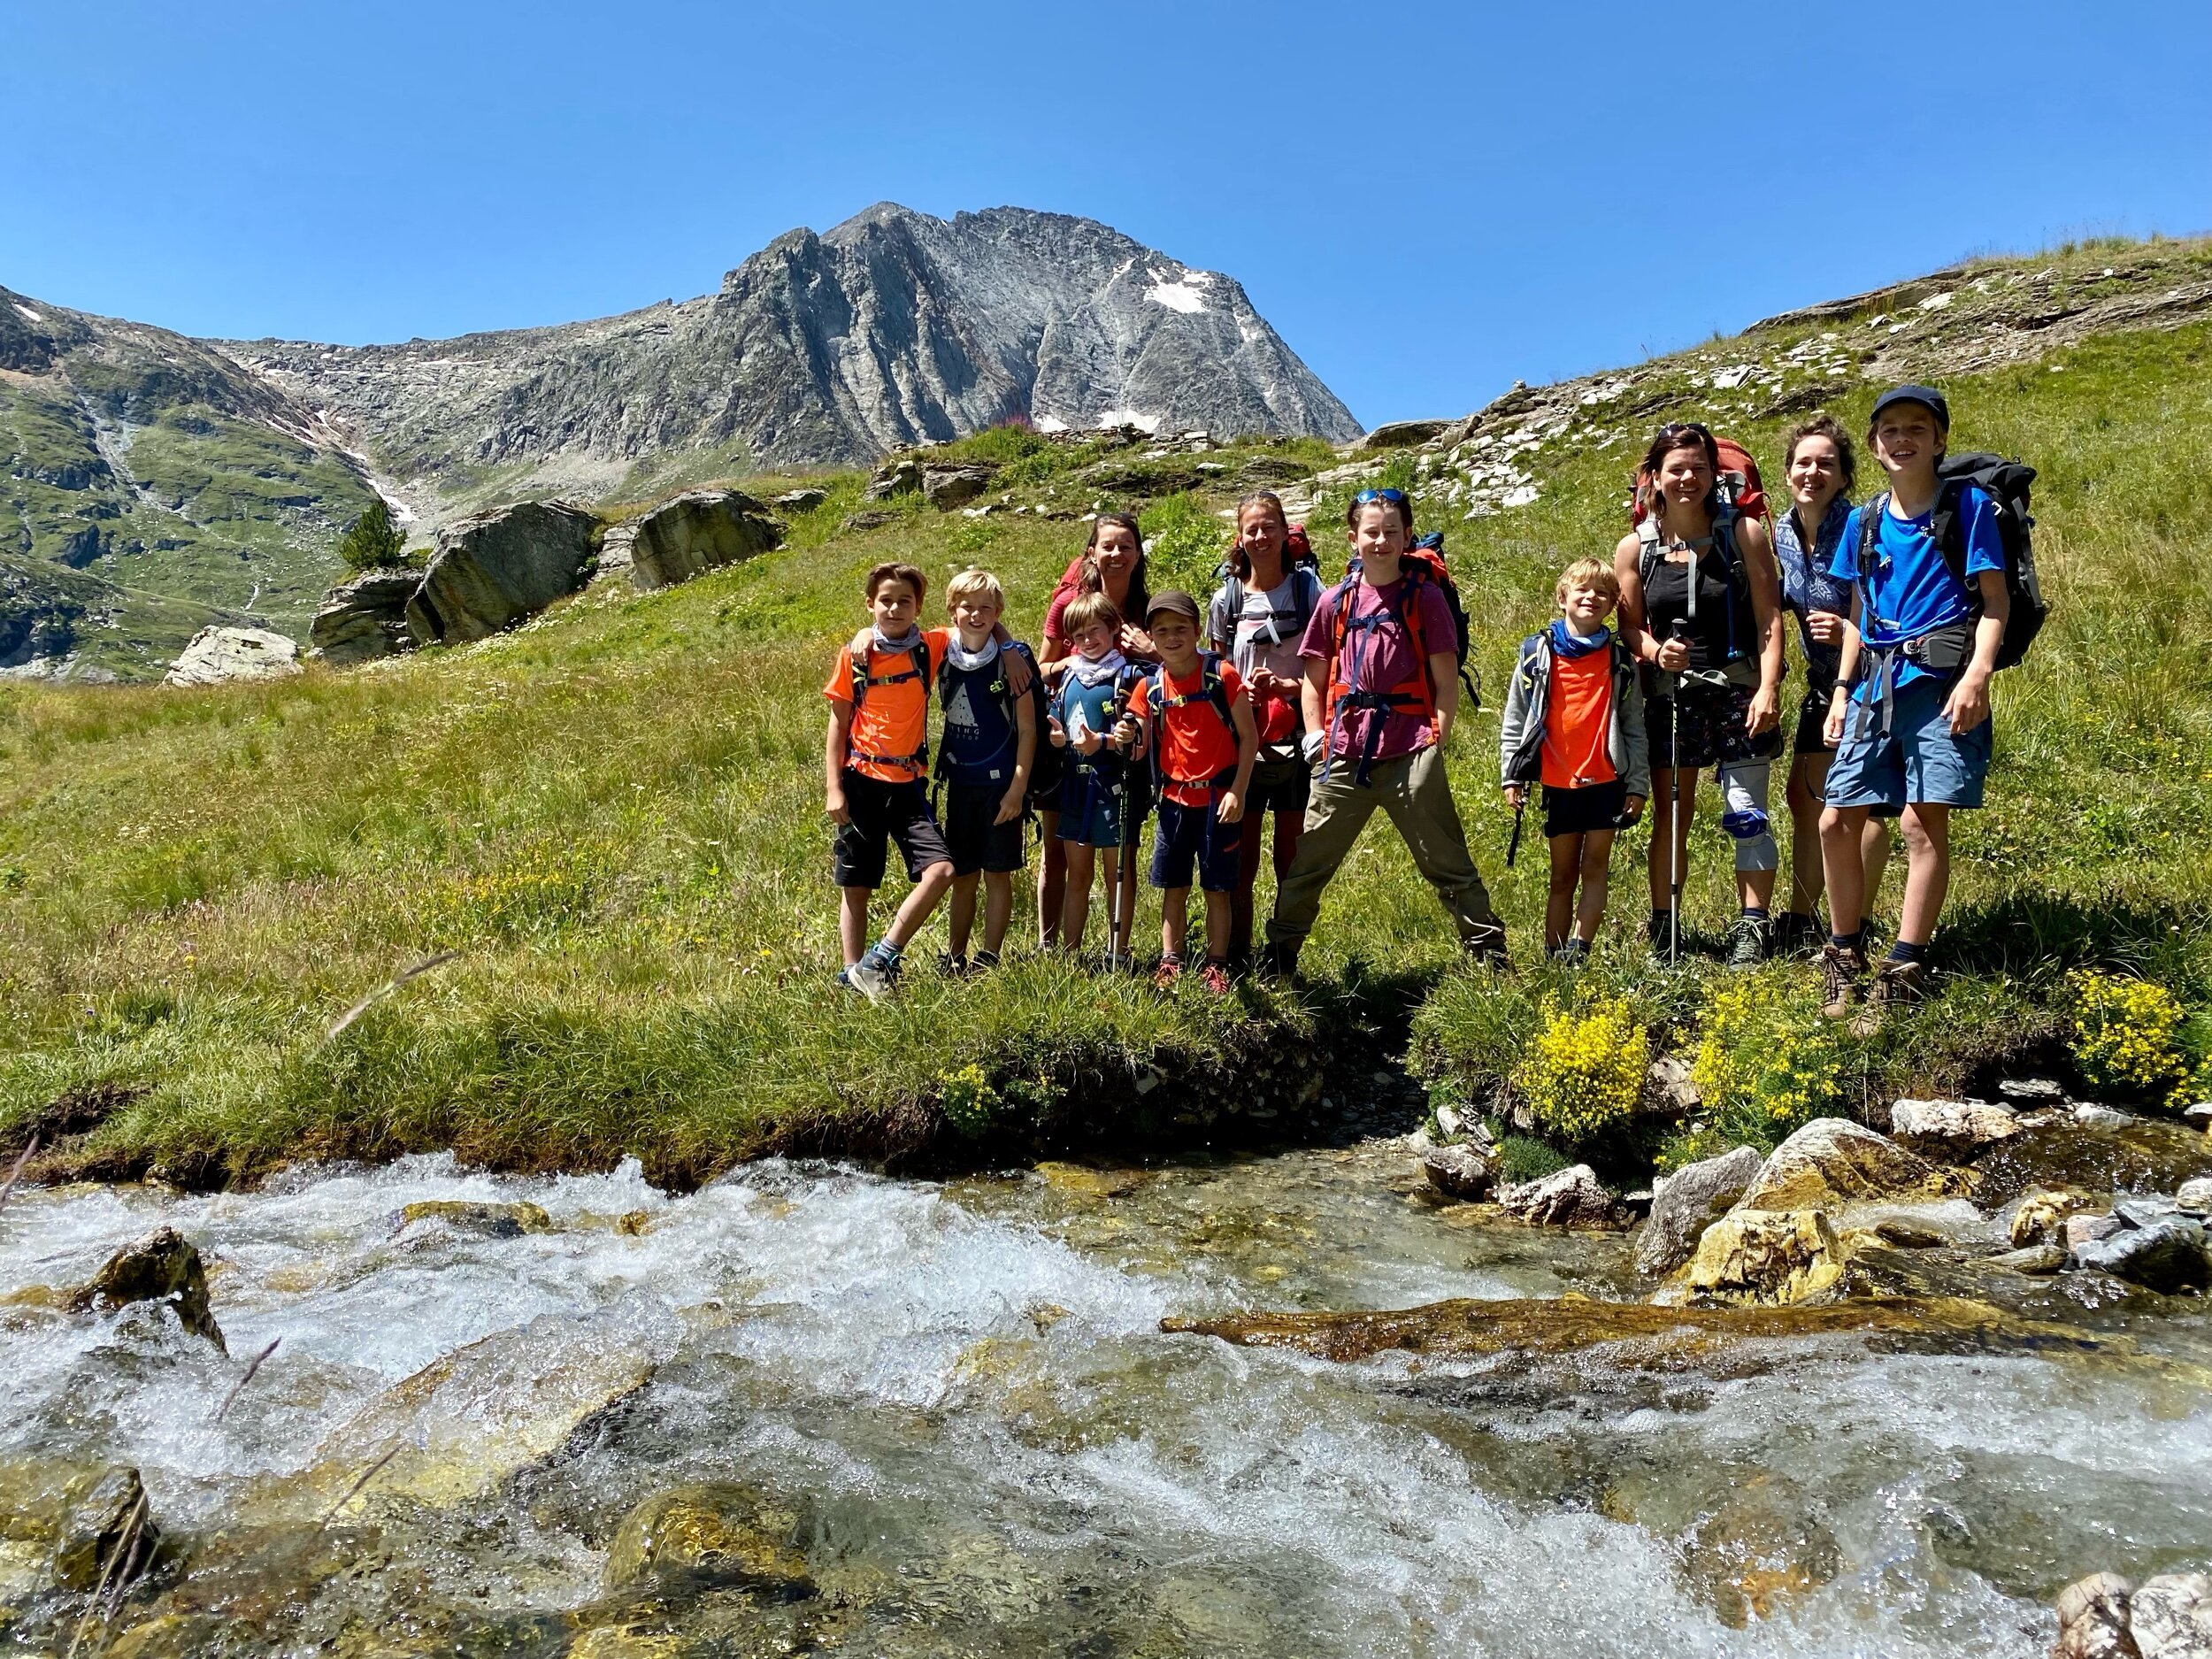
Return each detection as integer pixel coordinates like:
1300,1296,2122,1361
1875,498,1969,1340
1124,590,1258,991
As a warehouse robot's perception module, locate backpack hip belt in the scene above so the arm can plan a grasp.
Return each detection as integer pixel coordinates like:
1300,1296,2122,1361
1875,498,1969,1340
1853,621,1977,741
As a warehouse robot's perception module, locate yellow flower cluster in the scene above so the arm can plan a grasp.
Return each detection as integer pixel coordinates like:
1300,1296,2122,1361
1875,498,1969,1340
420,841,611,943
1691,979,1843,1144
937,1064,1000,1138
2068,970,2198,1106
1511,997,1647,1144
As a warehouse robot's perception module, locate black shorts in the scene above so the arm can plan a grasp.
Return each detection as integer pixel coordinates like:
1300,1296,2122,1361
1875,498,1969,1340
943,780,1026,876
1245,752,1312,817
1541,780,1629,838
832,770,950,889
1793,685,1837,757
1150,793,1239,892
1646,676,1785,772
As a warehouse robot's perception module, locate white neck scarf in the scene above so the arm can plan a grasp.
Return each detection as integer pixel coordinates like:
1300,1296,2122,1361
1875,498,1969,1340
1069,648,1129,687
944,635,1000,672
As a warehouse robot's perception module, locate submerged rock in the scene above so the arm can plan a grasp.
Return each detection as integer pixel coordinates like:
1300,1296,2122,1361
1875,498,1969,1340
2053,1570,2139,1658
604,1484,812,1595
2012,1187,2093,1248
1636,1145,1763,1277
2179,1177,2212,1213
1992,1243,2069,1275
1680,1209,1850,1307
2073,1217,2211,1294
1497,1164,1618,1227
1888,1096,2023,1160
626,488,782,591
1420,1144,1495,1202
1735,1118,1957,1211
51,1465,159,1594
71,1225,225,1348
395,1200,553,1238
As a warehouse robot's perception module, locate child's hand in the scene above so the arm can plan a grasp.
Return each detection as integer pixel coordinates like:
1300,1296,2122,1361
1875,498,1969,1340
1217,788,1244,826
1111,715,1141,751
1944,669,1992,735
1002,649,1033,697
1503,783,1527,810
1806,609,1847,646
995,784,1025,826
826,785,851,826
849,628,871,661
1075,726,1103,757
1622,794,1647,821
1048,714,1068,749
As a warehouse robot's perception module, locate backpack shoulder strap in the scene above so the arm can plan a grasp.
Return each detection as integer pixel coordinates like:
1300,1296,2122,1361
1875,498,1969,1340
1636,514,1663,588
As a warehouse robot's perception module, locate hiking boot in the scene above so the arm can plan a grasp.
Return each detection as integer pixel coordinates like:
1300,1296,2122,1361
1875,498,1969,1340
1647,910,1684,962
1462,925,1511,972
1152,952,1185,989
845,944,901,1004
1818,942,1870,1019
937,951,969,979
1725,912,1771,971
972,949,1001,973
1200,959,1233,996
1548,939,1591,967
1773,912,1822,960
1255,941,1301,981
1851,956,1929,1035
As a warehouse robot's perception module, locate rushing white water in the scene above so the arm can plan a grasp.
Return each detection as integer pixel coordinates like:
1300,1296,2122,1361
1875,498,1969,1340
3,1144,2209,1656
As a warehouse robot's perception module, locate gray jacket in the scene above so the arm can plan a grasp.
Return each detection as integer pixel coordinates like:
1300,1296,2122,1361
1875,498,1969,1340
1499,628,1650,799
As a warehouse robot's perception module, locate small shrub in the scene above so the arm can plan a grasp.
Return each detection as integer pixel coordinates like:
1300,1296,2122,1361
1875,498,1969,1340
937,1064,999,1138
1140,492,1229,597
2068,969,2200,1106
1689,977,1844,1152
1496,1132,1571,1185
1509,996,1646,1146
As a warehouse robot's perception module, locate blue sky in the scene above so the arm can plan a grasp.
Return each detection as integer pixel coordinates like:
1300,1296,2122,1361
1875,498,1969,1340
4,0,2207,426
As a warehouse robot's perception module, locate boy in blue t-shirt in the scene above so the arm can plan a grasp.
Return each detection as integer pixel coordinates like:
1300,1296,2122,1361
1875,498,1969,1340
1815,385,2009,1024
936,568,1037,973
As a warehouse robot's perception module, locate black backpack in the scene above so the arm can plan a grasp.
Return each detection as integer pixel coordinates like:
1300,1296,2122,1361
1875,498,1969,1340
1857,453,2047,671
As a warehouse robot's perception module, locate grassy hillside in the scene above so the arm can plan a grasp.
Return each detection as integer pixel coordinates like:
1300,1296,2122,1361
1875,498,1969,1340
3,239,2208,1187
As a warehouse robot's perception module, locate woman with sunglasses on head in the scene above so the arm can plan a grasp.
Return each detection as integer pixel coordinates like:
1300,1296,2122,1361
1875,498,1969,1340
1614,422,1786,965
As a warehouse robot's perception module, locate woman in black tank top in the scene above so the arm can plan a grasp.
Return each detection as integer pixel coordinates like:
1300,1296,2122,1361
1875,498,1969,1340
1615,423,1786,964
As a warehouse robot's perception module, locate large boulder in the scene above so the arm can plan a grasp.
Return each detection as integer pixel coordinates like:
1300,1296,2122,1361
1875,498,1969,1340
164,626,302,688
2073,1217,2212,1294
404,501,596,645
71,1226,224,1348
1735,1118,1954,1211
1636,1145,1763,1277
1498,1164,1618,1228
1421,1144,1496,1202
1887,1096,2023,1160
309,569,421,664
626,489,783,591
1680,1209,1850,1307
923,464,996,509
1355,419,1450,452
863,457,922,501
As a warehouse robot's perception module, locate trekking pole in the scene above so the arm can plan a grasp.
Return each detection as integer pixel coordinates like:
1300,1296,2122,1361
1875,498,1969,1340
1506,799,1525,870
1666,620,1690,964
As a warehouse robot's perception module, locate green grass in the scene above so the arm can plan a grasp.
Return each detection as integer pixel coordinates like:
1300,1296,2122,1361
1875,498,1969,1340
4,244,2210,1187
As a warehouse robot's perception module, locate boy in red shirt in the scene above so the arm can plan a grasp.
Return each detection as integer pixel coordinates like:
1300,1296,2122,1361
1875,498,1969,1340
824,562,956,1000
1124,590,1258,991
1499,558,1649,959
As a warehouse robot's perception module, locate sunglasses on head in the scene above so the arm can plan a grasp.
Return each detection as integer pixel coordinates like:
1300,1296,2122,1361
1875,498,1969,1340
1353,488,1407,505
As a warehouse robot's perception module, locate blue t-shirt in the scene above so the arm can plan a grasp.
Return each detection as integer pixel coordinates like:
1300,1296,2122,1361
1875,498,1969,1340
1055,665,1129,779
1828,484,2004,690
938,652,1024,788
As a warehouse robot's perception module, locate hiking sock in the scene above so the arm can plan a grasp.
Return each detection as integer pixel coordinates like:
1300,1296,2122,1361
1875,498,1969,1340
1741,906,1770,922
1830,928,1864,953
1886,939,1929,966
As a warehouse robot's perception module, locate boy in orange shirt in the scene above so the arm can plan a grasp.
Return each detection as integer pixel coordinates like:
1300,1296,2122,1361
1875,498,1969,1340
825,561,956,1001
1125,590,1258,991
1498,558,1649,960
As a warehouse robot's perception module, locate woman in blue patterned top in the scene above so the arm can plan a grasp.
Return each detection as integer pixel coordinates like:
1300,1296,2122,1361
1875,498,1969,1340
1772,414,1887,956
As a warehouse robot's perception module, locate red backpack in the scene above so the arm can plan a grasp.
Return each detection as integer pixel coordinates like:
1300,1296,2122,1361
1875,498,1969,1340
1632,434,1770,532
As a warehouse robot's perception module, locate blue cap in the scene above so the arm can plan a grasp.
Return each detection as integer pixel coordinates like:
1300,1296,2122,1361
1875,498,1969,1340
1870,383,1950,430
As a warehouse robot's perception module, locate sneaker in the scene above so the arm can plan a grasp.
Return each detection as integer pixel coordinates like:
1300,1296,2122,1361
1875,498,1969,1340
972,949,1001,973
1773,912,1823,960
1548,939,1591,966
1818,941,1870,1019
1102,950,1134,975
834,965,857,993
1200,959,1233,995
1726,912,1771,971
937,952,969,979
1152,952,1185,988
846,945,901,1004
1852,956,1929,1035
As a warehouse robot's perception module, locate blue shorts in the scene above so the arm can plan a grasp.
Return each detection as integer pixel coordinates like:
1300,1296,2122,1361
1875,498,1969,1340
1150,793,1238,893
1824,672,1991,812
1056,765,1128,849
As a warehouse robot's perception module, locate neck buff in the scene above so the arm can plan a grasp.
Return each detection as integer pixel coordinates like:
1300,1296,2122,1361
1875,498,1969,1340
944,634,1001,672
1550,618,1612,658
1069,648,1129,687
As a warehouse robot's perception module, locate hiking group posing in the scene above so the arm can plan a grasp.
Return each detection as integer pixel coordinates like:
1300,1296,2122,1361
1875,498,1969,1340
824,380,2041,1027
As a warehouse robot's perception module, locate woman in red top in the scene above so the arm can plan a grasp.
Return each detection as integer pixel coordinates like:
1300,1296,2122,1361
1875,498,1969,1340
1035,514,1157,959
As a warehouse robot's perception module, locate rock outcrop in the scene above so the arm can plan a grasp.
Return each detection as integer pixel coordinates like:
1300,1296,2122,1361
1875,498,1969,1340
1679,1210,1850,1307
70,1226,225,1348
1498,1164,1618,1228
1735,1118,1955,1211
923,464,997,509
163,626,302,688
1636,1145,1763,1277
1421,1144,1496,1202
2052,1566,2212,1658
626,489,782,591
404,501,596,645
308,569,420,664
1886,1096,2023,1159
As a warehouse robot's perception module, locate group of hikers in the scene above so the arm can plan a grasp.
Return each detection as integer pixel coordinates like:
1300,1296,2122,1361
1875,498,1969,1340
824,380,2041,1027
